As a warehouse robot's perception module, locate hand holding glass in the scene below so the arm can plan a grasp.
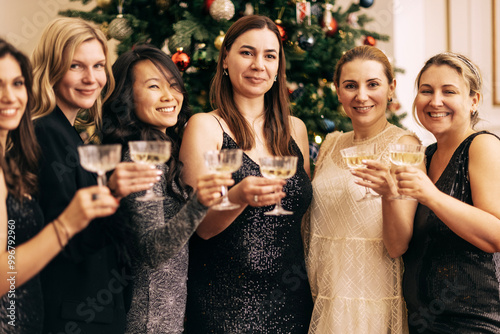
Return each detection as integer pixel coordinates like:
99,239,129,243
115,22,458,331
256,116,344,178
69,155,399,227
259,156,298,216
129,141,171,201
78,144,122,187
388,143,425,200
204,149,243,210
340,143,380,202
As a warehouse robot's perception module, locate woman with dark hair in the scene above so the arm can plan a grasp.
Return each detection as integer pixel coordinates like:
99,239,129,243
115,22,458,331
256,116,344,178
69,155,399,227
101,44,233,334
0,39,118,333
180,15,313,333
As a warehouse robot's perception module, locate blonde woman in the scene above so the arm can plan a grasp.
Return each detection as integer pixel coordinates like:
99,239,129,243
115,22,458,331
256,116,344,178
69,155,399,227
31,18,158,332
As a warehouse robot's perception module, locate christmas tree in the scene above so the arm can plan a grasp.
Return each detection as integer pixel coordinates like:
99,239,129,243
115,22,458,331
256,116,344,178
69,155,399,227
61,0,406,157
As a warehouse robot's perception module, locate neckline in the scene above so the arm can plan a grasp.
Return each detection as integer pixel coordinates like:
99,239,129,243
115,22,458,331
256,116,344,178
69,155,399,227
351,123,392,144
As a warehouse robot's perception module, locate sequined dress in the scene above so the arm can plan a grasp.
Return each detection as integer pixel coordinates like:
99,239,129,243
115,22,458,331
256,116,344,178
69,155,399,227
0,194,44,333
403,131,500,333
304,125,412,334
185,132,314,333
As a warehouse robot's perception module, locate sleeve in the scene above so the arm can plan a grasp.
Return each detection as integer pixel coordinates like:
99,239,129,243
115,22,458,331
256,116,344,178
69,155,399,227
124,188,208,269
313,131,341,178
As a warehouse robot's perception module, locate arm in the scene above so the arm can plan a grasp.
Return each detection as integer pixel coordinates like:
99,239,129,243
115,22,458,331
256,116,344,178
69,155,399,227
290,116,311,178
0,186,118,295
396,134,500,253
179,113,285,240
354,135,422,257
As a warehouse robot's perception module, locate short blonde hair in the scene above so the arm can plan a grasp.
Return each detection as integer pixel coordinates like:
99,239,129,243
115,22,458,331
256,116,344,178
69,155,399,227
31,17,115,130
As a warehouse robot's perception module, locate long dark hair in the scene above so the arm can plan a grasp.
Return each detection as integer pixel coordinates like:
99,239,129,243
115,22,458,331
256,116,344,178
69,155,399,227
211,15,293,156
101,44,191,201
0,39,39,200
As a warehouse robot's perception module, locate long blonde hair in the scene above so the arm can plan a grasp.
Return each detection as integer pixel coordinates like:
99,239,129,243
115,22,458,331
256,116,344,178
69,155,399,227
31,17,114,130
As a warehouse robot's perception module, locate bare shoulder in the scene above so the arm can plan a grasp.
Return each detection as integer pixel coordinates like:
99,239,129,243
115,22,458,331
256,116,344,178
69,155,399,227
185,112,221,131
397,134,421,145
290,116,307,137
469,132,500,160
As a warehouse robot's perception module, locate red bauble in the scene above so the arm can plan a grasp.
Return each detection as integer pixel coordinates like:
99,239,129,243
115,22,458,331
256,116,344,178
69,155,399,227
322,17,338,37
275,19,287,41
364,35,376,46
171,48,191,72
204,0,215,12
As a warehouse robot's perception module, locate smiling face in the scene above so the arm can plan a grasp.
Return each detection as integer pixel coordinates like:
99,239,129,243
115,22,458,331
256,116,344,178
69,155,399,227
415,64,479,138
223,27,280,101
336,59,395,130
132,60,183,132
0,54,27,145
54,39,107,116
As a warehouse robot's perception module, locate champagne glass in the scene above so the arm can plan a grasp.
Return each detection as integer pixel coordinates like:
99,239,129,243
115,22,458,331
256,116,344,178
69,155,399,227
259,156,298,216
388,143,425,200
340,143,380,202
204,149,243,210
78,144,122,187
129,141,171,201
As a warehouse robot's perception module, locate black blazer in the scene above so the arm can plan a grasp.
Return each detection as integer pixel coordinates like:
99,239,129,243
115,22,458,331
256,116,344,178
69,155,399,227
35,107,126,334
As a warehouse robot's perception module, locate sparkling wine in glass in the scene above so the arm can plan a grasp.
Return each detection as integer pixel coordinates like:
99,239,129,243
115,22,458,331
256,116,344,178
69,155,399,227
388,143,425,200
129,141,171,201
204,149,243,210
78,144,122,187
259,156,298,216
340,143,380,202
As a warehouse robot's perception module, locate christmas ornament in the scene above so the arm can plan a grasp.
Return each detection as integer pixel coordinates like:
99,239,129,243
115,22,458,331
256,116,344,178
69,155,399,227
171,48,191,72
364,35,376,46
193,43,208,69
320,118,335,133
275,19,287,41
359,0,374,8
209,0,235,21
243,3,254,15
108,15,133,41
297,32,315,51
321,3,338,37
347,13,359,28
96,0,112,9
156,0,171,11
311,3,322,17
296,1,311,25
309,142,320,162
214,30,225,50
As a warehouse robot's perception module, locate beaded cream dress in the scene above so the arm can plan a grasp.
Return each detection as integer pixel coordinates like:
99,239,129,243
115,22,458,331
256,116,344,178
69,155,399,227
304,125,413,334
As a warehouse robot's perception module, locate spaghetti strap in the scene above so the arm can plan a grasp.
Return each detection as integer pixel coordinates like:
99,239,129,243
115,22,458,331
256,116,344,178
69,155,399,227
211,114,225,132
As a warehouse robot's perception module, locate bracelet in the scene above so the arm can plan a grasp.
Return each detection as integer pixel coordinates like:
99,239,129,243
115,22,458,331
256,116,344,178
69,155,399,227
52,221,65,250
54,218,70,243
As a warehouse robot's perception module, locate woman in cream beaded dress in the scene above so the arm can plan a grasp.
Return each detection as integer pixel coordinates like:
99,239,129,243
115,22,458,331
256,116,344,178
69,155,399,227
304,46,423,333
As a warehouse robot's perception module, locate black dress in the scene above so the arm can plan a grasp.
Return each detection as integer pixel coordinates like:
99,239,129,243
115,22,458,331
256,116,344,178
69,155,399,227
0,194,44,333
185,132,314,333
35,107,126,334
403,131,500,333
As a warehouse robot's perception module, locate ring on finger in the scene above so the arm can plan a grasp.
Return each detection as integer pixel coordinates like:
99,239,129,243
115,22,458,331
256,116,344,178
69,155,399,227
253,195,259,203
92,194,99,201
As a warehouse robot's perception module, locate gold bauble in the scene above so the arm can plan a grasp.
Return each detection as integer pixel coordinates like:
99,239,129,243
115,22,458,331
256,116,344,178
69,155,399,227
214,31,225,50
96,0,113,9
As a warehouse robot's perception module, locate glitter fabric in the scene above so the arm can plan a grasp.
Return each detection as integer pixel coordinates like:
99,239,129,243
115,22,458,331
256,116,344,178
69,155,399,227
403,131,500,333
0,194,44,333
185,133,313,333
304,125,412,333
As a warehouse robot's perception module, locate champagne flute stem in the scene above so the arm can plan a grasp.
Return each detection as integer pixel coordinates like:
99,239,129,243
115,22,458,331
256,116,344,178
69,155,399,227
220,185,230,205
97,172,105,187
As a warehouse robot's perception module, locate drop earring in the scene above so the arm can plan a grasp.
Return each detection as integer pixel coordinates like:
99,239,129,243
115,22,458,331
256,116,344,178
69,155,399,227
274,75,277,82
223,69,228,76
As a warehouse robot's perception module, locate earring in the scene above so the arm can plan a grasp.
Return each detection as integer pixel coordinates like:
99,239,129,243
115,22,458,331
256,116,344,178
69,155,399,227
471,109,478,116
274,75,277,82
388,97,393,103
223,69,228,76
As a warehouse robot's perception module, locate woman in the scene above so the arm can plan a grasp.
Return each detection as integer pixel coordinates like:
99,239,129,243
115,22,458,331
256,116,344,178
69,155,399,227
100,44,233,334
391,52,500,332
303,45,421,333
179,15,313,333
0,39,118,333
30,18,158,333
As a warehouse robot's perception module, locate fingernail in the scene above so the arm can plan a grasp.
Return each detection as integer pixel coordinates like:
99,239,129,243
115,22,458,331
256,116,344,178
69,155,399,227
149,183,154,187
156,176,161,181
156,170,163,175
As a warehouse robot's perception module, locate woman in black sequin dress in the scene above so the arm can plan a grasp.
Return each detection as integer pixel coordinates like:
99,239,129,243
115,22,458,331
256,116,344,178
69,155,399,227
388,53,500,333
180,15,313,333
0,39,119,333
